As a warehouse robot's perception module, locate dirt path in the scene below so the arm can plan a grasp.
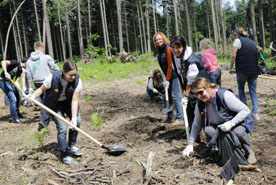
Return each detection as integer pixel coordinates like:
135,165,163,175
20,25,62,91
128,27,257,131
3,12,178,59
0,70,276,184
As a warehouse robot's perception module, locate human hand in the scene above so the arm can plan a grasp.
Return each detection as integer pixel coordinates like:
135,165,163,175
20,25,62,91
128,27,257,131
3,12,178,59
25,94,35,103
162,80,170,88
181,96,188,107
153,88,159,93
4,72,11,80
28,88,34,94
182,144,193,158
229,69,236,75
70,117,77,129
22,87,26,93
218,121,235,132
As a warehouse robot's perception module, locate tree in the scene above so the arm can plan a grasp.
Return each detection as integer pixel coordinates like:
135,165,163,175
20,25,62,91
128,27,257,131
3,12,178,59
116,0,124,52
268,0,274,41
219,0,227,55
152,0,157,33
258,0,265,48
210,0,218,51
146,0,151,52
183,0,192,48
77,0,84,57
173,0,179,35
33,0,41,42
250,0,258,43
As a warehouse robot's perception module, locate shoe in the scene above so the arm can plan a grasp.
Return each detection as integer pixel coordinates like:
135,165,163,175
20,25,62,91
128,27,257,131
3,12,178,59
38,121,48,132
62,156,77,165
253,113,259,121
18,112,25,118
163,118,174,123
172,119,183,126
12,119,23,124
247,151,257,164
68,146,82,157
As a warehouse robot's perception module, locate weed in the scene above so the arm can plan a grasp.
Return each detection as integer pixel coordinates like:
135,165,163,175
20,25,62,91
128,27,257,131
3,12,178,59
85,95,93,101
136,79,144,84
32,128,48,148
91,113,103,131
265,102,271,108
268,110,276,116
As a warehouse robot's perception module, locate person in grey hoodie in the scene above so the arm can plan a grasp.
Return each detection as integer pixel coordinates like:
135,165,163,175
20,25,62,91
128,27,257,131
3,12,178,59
26,41,59,131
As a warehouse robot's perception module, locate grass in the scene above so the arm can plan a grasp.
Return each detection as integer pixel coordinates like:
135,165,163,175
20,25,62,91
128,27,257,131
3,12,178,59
85,95,93,101
91,113,103,131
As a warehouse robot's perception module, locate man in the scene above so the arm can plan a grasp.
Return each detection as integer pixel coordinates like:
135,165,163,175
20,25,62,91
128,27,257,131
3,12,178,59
270,40,276,61
26,41,59,130
0,58,27,123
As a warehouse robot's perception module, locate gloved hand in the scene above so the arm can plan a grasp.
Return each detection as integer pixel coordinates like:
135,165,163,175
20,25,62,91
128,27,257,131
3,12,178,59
70,117,77,129
229,69,236,75
153,88,159,93
218,121,235,132
4,72,11,80
181,96,188,107
182,144,193,158
162,80,170,89
25,94,35,103
28,88,34,94
22,87,26,93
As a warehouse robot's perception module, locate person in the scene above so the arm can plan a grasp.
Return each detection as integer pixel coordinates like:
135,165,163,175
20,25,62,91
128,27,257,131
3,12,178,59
270,40,276,60
153,32,183,124
170,35,209,127
147,69,165,102
27,61,82,165
0,58,27,123
199,38,221,86
230,27,261,120
26,41,59,130
182,77,256,164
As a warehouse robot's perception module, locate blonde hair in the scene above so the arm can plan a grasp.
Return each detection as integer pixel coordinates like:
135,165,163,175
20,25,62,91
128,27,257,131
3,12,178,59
236,27,248,37
192,77,219,91
152,69,163,88
34,41,44,50
153,32,170,49
199,38,211,50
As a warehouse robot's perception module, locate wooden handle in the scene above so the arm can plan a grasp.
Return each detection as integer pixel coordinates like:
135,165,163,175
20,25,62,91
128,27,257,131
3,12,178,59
10,80,104,147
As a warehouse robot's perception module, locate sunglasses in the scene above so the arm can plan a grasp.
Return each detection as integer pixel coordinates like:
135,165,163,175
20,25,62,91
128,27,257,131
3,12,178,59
194,88,205,96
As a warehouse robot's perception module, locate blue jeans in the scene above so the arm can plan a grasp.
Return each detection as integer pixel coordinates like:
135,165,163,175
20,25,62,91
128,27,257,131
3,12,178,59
52,101,81,157
209,69,221,86
168,77,183,120
236,72,258,114
0,80,21,120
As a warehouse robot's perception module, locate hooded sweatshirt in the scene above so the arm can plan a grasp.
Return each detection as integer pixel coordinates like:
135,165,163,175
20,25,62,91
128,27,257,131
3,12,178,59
26,51,59,83
202,48,219,73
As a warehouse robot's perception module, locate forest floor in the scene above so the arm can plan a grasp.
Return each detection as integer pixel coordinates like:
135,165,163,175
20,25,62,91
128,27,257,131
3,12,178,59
1,67,276,185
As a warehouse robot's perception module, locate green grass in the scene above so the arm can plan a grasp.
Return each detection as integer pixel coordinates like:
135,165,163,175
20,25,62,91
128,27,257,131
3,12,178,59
91,113,103,131
85,95,93,101
136,79,144,84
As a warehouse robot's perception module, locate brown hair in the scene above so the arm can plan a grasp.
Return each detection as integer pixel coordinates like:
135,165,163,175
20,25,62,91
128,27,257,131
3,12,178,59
192,77,219,91
63,60,78,73
236,27,248,37
34,41,44,50
153,32,170,49
152,69,162,88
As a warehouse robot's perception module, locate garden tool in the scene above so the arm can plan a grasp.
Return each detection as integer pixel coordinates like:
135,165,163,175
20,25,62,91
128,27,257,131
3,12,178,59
10,80,126,156
160,85,173,114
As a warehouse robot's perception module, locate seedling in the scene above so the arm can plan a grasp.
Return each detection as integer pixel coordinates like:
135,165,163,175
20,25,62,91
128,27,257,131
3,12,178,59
32,128,48,148
91,113,103,131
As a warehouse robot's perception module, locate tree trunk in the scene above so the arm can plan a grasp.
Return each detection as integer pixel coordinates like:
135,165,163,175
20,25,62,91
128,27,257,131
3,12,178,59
10,2,20,60
21,9,28,57
116,0,124,52
146,1,151,52
45,10,54,58
137,3,144,53
78,0,84,57
219,0,227,55
58,3,66,61
210,0,218,51
139,0,147,53
183,0,192,47
250,0,258,43
65,2,72,59
258,0,265,48
124,1,130,52
268,0,274,41
173,0,179,35
152,0,157,33
191,1,198,52
164,1,169,37
206,1,211,39
88,0,91,37
103,0,111,56
33,0,41,41
100,0,108,56
0,28,4,57
42,0,46,48
13,0,23,59
214,0,221,45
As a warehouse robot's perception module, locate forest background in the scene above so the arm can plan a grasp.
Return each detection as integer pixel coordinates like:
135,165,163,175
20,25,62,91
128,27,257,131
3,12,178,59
0,0,275,67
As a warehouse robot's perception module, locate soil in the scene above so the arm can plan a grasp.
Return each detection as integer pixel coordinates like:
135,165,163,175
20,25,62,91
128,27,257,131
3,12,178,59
0,70,276,185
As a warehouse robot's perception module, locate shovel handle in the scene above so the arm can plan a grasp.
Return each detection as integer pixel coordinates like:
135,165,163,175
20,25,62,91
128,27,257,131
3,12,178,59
165,86,169,102
10,80,104,147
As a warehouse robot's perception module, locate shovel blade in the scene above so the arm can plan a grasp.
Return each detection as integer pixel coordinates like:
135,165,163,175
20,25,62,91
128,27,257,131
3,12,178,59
160,102,173,114
102,145,127,156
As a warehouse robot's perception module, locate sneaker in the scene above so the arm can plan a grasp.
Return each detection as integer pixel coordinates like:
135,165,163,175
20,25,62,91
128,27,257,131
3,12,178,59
18,112,25,118
38,121,49,132
253,113,260,121
247,151,257,164
68,146,82,157
172,119,183,126
12,119,24,124
62,156,77,165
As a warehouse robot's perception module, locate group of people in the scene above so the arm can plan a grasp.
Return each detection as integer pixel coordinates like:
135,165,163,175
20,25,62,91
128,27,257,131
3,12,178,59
151,27,262,165
0,42,82,165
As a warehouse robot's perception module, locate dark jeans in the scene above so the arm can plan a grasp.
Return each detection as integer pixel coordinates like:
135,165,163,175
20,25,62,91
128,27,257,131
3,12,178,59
209,69,221,86
0,80,21,120
52,101,81,157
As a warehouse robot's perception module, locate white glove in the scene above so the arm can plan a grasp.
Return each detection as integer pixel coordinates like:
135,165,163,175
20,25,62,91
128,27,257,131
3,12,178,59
22,87,26,93
182,145,193,158
153,88,158,93
162,80,169,89
4,72,11,80
71,117,78,128
25,94,35,103
29,88,34,94
181,97,188,107
218,121,235,132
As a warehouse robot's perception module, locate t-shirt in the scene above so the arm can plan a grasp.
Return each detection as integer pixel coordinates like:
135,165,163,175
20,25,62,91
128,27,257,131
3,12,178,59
43,74,82,101
233,39,242,49
1,60,22,80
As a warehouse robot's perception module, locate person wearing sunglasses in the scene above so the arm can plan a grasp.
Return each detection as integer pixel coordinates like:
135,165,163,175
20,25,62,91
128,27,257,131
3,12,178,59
182,77,256,164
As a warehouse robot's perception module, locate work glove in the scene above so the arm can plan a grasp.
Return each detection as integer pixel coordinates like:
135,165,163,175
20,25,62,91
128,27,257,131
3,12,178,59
229,69,236,75
70,117,78,129
153,88,159,94
182,145,193,158
4,72,11,80
28,88,34,94
25,94,35,104
181,96,188,107
218,121,235,132
162,80,170,89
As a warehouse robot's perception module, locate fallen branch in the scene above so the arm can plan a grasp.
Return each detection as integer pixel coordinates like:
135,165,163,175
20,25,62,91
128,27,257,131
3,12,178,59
239,165,262,172
143,152,156,185
46,179,59,185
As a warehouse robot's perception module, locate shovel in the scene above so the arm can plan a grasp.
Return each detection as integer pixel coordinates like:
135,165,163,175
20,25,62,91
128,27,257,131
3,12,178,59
10,80,126,156
160,86,173,114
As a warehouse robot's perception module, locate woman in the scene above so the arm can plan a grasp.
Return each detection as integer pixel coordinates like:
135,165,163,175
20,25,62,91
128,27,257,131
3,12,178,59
199,38,221,86
29,61,82,165
230,27,261,120
170,35,208,127
147,69,165,101
182,77,256,164
153,32,183,124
